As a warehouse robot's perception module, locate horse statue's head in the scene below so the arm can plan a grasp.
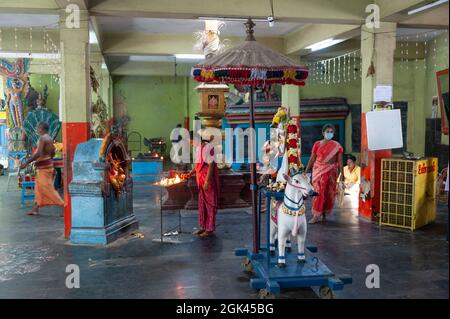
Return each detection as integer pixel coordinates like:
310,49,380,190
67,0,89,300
283,173,316,198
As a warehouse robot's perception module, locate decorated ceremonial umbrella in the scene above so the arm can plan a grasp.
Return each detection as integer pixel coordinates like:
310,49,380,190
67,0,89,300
191,18,309,253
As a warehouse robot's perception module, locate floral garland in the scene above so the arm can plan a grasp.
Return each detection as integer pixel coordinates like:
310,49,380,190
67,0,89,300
286,119,303,174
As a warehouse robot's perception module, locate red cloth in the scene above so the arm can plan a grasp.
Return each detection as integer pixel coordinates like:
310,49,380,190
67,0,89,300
195,144,219,232
311,140,343,216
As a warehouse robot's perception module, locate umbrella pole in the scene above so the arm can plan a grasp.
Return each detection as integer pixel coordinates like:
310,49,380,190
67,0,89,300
249,85,258,254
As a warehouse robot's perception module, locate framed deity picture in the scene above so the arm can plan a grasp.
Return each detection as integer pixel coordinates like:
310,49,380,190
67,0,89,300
208,94,219,110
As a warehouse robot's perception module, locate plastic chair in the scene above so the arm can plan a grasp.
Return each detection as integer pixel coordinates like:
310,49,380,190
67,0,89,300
20,170,59,207
21,181,36,208
6,168,20,192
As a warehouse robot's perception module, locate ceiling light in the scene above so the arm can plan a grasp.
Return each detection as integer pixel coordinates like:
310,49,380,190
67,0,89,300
408,0,448,15
198,16,268,22
129,55,174,62
89,30,98,44
205,20,220,31
306,38,343,52
267,16,274,28
0,52,60,59
174,54,205,60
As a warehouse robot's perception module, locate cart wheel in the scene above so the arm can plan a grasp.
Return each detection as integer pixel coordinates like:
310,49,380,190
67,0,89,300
242,257,253,273
319,286,334,299
258,289,275,299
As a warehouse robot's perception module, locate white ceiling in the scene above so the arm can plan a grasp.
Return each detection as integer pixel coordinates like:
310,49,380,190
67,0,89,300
0,13,59,29
97,16,303,37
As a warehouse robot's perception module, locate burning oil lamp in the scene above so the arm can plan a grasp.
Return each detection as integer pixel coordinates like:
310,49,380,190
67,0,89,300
155,174,186,187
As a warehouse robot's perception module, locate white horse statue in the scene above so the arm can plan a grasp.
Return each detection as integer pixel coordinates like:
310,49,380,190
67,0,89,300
270,173,316,267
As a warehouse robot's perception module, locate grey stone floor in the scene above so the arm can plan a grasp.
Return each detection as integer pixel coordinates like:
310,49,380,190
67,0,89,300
0,175,448,299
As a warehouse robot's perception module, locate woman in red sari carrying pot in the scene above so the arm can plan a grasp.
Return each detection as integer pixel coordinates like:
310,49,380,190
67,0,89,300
304,124,344,224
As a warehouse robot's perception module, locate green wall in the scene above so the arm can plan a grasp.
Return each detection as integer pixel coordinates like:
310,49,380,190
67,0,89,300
188,77,200,130
113,75,188,157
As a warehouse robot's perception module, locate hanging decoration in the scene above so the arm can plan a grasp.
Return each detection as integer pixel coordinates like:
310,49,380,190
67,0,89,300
305,50,361,86
193,20,228,59
398,29,449,74
0,25,61,84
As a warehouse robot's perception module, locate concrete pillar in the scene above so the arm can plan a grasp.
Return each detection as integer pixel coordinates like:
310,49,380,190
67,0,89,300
359,22,397,220
282,55,301,134
361,22,397,112
59,9,91,238
282,85,300,116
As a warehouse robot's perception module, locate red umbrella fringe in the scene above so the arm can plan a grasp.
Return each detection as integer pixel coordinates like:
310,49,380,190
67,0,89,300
193,76,306,86
193,64,309,71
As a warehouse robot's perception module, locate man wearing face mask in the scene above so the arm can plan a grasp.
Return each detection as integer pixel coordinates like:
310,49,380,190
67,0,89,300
304,124,344,224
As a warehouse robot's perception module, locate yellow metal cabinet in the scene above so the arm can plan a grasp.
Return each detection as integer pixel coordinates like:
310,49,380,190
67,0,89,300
380,158,438,230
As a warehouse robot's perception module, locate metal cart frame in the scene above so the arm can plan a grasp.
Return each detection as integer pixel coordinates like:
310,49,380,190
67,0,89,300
235,187,352,299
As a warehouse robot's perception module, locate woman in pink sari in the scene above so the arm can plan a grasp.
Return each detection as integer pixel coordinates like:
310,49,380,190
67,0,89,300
304,124,344,224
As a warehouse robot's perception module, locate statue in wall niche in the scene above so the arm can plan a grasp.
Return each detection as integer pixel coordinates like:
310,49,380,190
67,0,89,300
91,97,109,138
90,66,99,93
26,84,49,111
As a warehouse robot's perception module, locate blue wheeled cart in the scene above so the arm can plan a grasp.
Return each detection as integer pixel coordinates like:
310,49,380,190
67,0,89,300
235,188,352,299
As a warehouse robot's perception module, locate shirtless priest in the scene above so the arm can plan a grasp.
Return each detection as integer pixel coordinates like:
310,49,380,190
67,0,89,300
20,122,64,216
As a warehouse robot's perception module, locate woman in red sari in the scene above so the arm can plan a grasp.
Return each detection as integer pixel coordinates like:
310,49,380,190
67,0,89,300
183,133,220,237
304,124,344,224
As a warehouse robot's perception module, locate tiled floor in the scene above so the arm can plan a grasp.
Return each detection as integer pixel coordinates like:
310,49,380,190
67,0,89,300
0,176,448,299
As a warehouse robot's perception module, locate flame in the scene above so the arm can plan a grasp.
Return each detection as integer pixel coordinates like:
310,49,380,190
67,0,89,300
156,174,183,186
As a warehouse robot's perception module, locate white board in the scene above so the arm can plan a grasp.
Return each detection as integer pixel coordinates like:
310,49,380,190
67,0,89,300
366,109,403,151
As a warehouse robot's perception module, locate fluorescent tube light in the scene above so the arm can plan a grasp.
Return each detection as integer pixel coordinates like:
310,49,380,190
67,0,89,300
198,16,268,22
0,52,60,59
408,0,448,15
174,54,205,60
306,38,342,52
129,55,173,62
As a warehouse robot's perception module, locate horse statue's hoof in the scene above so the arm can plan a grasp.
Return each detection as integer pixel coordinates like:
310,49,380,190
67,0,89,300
277,263,286,268
270,250,276,256
297,259,306,264
286,247,292,253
